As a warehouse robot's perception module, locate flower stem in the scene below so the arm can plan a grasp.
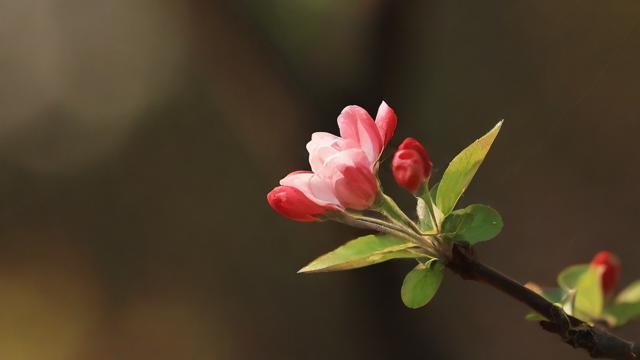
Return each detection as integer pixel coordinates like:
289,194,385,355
350,214,416,235
359,216,437,248
374,192,424,235
336,214,438,257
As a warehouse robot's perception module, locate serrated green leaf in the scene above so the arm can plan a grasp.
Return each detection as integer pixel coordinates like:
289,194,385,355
603,302,640,327
441,204,503,245
573,266,603,321
401,260,444,309
616,280,640,304
557,264,589,290
436,121,502,215
298,234,421,273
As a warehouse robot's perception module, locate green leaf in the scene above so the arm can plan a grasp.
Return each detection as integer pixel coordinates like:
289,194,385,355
603,302,640,326
573,266,604,321
541,288,566,304
557,264,589,290
436,121,502,215
298,234,421,273
441,204,503,245
526,282,566,306
416,186,444,233
616,280,640,304
525,312,547,321
416,197,433,232
604,280,640,326
429,182,440,200
401,260,444,309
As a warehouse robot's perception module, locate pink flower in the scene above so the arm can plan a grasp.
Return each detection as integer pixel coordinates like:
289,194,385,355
315,147,378,210
336,101,397,164
392,137,433,193
267,101,397,219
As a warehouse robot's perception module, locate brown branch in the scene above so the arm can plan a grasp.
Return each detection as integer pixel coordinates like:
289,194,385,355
446,245,640,359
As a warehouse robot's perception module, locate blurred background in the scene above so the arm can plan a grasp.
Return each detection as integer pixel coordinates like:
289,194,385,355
0,0,639,359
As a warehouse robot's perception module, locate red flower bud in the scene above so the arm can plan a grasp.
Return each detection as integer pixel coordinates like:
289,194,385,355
398,138,431,174
392,138,433,193
590,251,621,295
267,186,334,222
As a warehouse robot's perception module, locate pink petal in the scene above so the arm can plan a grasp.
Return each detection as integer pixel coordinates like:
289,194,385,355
267,186,332,222
375,101,397,148
306,132,342,155
321,149,378,210
318,148,369,179
331,165,378,210
337,105,383,165
280,171,340,207
306,132,357,175
308,175,341,206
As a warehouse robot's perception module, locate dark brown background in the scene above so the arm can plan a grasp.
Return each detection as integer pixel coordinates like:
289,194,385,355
0,0,639,359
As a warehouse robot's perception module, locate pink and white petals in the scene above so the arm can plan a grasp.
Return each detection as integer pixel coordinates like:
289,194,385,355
279,171,340,207
337,105,384,165
266,186,334,222
322,148,378,210
375,101,397,148
331,165,378,210
268,101,397,220
306,132,358,176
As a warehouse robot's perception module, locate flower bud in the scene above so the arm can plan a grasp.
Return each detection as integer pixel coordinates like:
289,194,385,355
591,251,621,295
392,138,432,193
267,186,334,222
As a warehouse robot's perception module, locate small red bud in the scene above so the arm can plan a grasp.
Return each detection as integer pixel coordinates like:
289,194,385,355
590,251,621,295
392,138,433,193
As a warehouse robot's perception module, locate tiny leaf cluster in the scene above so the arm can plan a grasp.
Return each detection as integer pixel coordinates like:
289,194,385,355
527,264,640,327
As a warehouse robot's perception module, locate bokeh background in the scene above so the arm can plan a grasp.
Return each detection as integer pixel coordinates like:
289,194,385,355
1,0,639,359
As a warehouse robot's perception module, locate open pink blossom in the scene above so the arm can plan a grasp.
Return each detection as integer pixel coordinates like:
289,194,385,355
267,101,397,220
